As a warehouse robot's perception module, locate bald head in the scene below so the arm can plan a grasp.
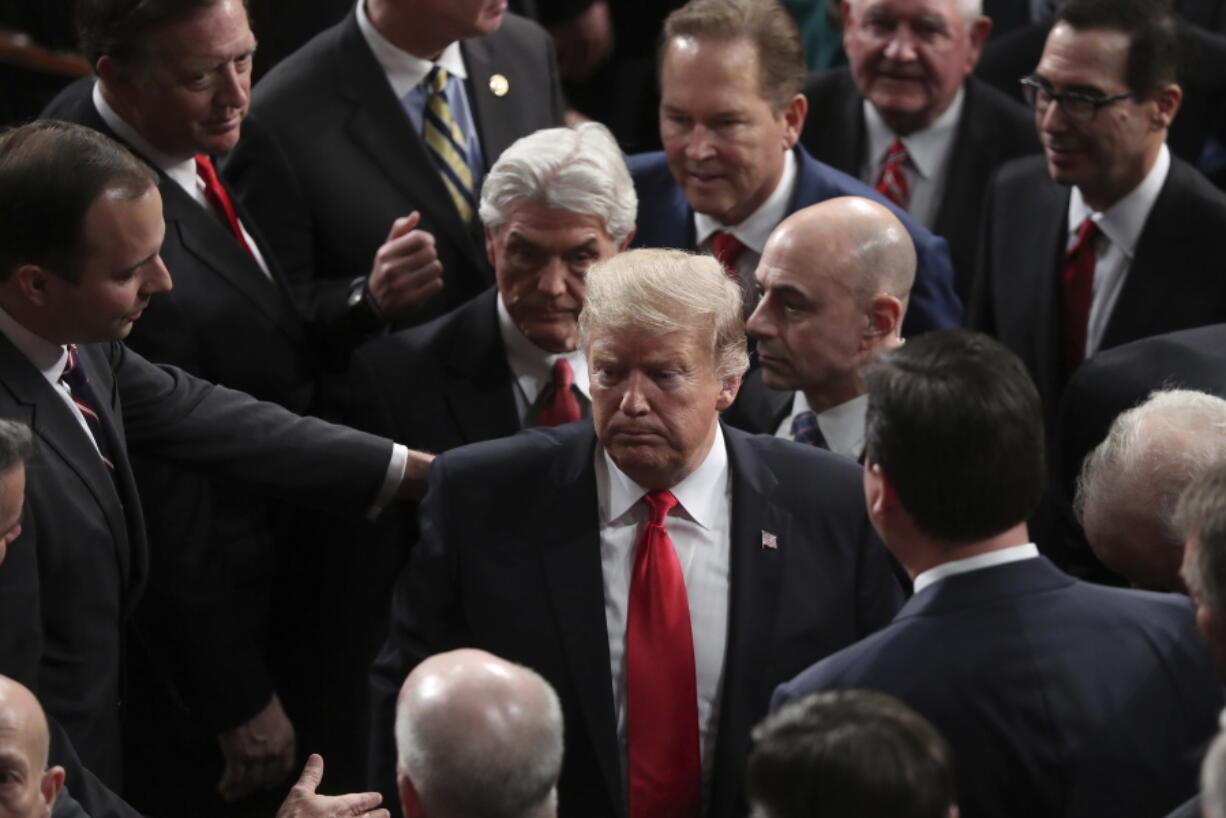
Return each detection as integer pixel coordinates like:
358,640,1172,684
394,650,563,818
0,675,63,818
747,197,916,412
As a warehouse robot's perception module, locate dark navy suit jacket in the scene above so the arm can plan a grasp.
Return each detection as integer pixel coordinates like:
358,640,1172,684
627,146,962,336
775,556,1225,818
369,421,904,818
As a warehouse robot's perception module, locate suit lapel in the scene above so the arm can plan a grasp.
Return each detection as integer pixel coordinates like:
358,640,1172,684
463,34,519,169
0,338,135,587
334,15,486,273
708,427,790,815
159,177,306,345
538,428,623,815
441,293,520,440
934,81,987,245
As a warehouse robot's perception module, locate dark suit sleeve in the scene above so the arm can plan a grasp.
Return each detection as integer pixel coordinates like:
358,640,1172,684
901,231,962,335
367,454,470,806
109,343,393,515
967,166,1003,334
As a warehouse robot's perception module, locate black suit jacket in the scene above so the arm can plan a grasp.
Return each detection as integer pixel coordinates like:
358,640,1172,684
40,78,324,737
0,337,392,785
224,11,566,337
368,421,904,818
349,288,519,451
776,557,1225,818
721,367,792,436
969,154,1226,418
801,71,1039,298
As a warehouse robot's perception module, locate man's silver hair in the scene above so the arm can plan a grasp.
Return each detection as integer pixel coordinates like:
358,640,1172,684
579,248,749,380
1205,725,1226,818
1177,459,1226,618
1076,389,1226,548
0,419,32,474
848,0,983,21
479,122,637,245
395,661,564,818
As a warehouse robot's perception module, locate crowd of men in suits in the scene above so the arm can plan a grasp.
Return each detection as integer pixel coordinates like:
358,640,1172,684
5,0,1226,816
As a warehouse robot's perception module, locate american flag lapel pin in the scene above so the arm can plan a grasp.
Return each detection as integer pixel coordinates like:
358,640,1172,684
760,530,778,550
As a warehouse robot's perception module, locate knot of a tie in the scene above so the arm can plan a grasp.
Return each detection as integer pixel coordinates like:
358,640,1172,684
1067,218,1101,258
551,358,574,390
644,490,678,528
791,410,821,446
428,65,449,93
884,138,908,166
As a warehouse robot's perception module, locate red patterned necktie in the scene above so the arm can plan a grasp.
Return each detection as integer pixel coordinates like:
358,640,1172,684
710,231,746,283
195,154,254,257
626,489,702,818
536,359,582,427
1060,218,1101,376
875,138,911,209
60,346,114,470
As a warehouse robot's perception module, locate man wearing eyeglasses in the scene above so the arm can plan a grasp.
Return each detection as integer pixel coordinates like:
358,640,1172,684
969,0,1226,423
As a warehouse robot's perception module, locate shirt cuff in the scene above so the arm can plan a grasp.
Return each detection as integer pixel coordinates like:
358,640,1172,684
367,443,408,520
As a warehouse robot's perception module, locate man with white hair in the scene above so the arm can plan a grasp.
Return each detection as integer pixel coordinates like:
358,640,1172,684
1077,389,1226,591
394,649,563,818
370,247,903,818
350,122,636,452
727,196,915,461
802,0,1038,296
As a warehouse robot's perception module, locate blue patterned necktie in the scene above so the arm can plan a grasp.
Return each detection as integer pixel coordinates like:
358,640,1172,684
791,410,827,449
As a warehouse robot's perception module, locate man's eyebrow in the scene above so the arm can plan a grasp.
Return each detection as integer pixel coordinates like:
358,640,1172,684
113,250,159,278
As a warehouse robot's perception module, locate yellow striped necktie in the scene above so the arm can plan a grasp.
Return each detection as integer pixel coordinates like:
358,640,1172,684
423,66,476,223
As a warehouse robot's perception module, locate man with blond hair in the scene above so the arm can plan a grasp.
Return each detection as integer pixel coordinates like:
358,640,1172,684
370,247,903,817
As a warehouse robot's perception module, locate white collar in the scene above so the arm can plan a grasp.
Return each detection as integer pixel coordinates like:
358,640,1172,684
789,391,868,460
0,305,69,382
912,543,1040,595
356,0,467,100
1068,143,1170,258
694,149,797,253
863,87,965,182
597,423,729,532
495,290,589,401
93,81,197,196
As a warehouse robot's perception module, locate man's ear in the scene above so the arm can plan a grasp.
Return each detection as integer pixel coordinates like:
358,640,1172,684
484,226,498,268
1150,82,1183,131
863,294,903,348
13,264,60,308
40,765,65,809
398,768,424,818
617,228,636,252
781,92,807,148
716,372,742,412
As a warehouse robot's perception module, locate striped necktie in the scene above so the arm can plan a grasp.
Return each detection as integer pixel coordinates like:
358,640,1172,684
875,139,911,209
60,346,115,470
423,66,476,223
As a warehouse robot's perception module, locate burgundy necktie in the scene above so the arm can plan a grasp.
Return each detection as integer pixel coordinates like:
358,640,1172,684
536,359,582,427
195,154,254,257
626,490,702,818
875,139,911,209
710,231,746,283
1060,218,1101,376
60,346,114,470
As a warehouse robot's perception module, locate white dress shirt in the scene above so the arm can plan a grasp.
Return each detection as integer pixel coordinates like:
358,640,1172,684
913,543,1040,595
356,0,485,186
694,149,798,289
773,391,867,461
92,83,273,280
495,293,590,425
862,89,964,229
596,426,732,803
1067,143,1170,358
0,307,101,455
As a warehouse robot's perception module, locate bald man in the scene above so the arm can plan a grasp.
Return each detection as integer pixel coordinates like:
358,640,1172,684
394,649,563,818
0,675,64,818
727,197,917,461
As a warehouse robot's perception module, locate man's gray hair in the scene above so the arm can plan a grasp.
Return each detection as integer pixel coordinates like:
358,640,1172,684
0,419,33,473
1204,725,1226,818
579,248,749,380
395,661,564,818
1077,389,1226,548
1176,459,1226,618
479,122,637,245
848,0,983,20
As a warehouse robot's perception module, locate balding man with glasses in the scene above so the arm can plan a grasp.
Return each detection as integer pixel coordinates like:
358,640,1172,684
968,0,1226,422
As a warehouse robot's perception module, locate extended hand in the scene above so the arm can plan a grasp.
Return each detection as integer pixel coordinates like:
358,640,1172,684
368,211,445,317
276,755,389,818
216,693,297,802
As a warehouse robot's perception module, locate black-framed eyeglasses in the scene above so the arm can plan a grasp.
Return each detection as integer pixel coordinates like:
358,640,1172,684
1020,76,1132,122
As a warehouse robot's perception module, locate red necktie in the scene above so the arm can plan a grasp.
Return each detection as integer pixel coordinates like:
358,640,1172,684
710,231,745,283
626,490,702,818
195,154,254,257
1060,218,1101,376
875,139,911,209
61,346,114,470
536,359,582,426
